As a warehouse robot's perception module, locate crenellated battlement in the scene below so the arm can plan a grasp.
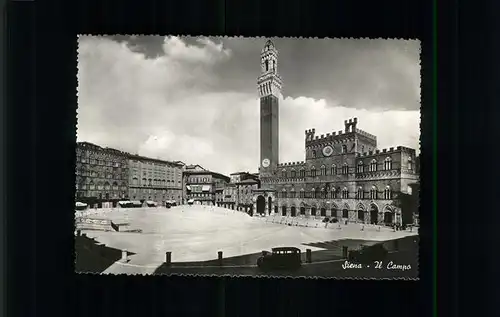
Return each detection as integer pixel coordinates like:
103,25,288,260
354,145,414,157
344,117,358,125
277,161,306,168
305,117,375,146
354,128,377,141
305,129,353,146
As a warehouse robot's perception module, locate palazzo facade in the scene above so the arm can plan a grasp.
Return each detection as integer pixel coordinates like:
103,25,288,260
252,40,419,225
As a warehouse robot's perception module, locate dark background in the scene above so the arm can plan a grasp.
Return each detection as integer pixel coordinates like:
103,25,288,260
3,0,496,316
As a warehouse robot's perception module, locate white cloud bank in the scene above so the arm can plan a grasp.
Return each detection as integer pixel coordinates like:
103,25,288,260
77,36,420,176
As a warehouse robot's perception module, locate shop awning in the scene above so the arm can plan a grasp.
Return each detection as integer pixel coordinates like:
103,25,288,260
75,202,87,207
202,185,211,191
187,199,195,203
118,201,131,205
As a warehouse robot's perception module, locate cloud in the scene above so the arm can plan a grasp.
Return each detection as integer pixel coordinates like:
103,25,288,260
77,36,420,176
161,36,232,64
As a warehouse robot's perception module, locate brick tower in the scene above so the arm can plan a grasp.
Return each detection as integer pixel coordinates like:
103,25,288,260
258,40,282,181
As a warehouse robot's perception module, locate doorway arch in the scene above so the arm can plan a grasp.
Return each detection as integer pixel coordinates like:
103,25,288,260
268,197,272,215
320,208,326,217
291,206,297,217
300,207,306,215
384,206,394,225
281,206,287,216
256,195,266,216
370,203,379,224
331,203,339,218
357,205,365,222
311,207,317,216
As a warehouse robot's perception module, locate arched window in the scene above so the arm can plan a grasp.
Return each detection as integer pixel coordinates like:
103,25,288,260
290,188,296,198
356,186,364,199
312,188,319,199
370,186,378,199
357,161,364,173
330,188,337,199
133,177,138,186
342,145,347,153
342,163,349,175
370,159,378,172
311,150,317,158
320,188,326,199
320,165,326,176
342,187,349,199
384,157,393,170
310,166,317,177
291,169,296,178
299,169,305,178
299,188,305,198
384,186,392,199
282,169,287,178
408,157,413,170
142,178,147,186
331,164,337,175
282,188,287,199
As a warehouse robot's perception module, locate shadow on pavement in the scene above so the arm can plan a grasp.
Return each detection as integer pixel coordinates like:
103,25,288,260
153,236,419,278
75,235,136,274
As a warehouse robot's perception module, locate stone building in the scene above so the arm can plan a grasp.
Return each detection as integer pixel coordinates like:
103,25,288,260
75,142,129,207
236,178,260,214
217,172,260,210
127,155,184,205
252,40,419,225
184,167,230,206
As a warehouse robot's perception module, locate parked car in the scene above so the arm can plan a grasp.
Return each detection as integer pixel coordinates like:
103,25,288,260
322,217,330,223
329,217,339,223
257,247,302,270
347,243,388,264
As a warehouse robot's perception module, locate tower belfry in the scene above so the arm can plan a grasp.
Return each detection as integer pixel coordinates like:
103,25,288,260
258,40,282,180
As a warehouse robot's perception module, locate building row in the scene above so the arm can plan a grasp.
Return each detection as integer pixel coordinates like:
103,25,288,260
75,142,185,207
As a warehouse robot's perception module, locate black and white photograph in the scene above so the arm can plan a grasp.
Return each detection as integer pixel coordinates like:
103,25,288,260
74,36,421,278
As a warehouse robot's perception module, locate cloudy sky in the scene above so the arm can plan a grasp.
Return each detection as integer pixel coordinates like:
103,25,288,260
77,36,420,175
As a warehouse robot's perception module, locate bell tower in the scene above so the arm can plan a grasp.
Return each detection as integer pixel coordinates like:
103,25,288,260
258,40,282,179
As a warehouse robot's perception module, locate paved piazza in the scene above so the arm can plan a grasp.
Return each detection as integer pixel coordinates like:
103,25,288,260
80,206,416,270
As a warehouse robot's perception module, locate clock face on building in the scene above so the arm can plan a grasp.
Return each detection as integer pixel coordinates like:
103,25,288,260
322,145,334,157
262,158,270,168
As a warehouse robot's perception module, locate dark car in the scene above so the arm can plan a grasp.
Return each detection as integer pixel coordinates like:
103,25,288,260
257,247,302,270
347,243,388,264
329,217,339,223
322,217,330,223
